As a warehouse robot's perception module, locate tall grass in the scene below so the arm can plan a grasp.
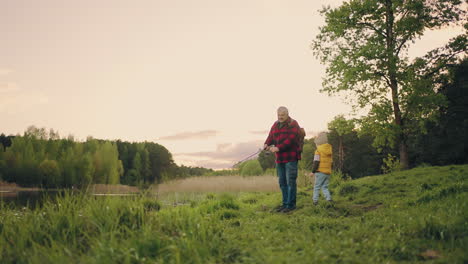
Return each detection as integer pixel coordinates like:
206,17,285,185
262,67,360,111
0,165,467,263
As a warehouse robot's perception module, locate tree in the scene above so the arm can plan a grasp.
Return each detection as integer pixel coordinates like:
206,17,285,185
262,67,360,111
0,133,13,149
0,146,5,181
60,146,76,187
146,143,175,183
131,152,142,184
49,128,60,140
313,0,467,169
77,153,94,186
25,125,48,140
299,138,317,171
38,159,61,188
328,115,355,171
408,59,468,165
140,149,151,182
98,141,120,184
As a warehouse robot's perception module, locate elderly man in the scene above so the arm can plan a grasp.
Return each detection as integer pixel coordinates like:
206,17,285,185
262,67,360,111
264,106,302,213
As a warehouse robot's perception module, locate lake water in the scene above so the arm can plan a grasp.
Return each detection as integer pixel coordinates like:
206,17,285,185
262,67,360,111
0,175,282,208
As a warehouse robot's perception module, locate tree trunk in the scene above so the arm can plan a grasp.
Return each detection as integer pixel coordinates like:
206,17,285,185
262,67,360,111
385,0,409,170
399,141,409,170
337,137,344,171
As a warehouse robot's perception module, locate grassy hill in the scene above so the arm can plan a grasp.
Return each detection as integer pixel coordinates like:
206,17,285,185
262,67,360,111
0,165,467,263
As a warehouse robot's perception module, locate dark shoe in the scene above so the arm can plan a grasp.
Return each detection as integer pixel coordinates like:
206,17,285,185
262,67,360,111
313,201,318,206
273,205,286,213
327,200,334,203
282,207,296,213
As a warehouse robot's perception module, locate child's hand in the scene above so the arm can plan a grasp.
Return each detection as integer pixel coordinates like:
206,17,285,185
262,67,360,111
308,172,314,177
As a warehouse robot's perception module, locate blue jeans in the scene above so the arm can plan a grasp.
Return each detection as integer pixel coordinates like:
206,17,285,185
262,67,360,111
313,172,332,202
276,161,298,209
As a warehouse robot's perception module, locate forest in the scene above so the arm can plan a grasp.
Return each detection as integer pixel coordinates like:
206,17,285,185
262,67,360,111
0,130,212,188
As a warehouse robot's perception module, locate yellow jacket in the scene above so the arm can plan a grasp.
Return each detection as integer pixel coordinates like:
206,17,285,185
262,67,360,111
314,143,333,174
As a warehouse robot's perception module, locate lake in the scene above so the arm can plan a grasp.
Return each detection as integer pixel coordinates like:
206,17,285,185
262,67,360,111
0,175,281,208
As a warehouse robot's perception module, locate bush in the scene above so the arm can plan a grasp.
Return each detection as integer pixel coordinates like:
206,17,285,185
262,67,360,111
381,154,401,174
240,160,263,176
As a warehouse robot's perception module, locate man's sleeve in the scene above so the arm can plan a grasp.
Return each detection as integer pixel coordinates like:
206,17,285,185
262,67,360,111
312,150,320,173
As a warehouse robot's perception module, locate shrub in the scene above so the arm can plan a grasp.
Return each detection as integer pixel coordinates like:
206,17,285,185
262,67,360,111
381,154,401,174
240,160,263,176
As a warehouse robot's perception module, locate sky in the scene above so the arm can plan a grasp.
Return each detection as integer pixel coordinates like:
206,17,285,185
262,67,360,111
1,0,464,169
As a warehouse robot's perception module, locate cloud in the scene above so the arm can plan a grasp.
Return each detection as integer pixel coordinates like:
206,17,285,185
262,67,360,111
158,130,219,140
174,139,264,168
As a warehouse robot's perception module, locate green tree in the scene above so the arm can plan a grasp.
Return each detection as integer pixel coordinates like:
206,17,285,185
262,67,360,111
329,129,387,178
312,0,467,169
60,146,76,187
77,153,94,186
299,139,317,171
146,143,174,183
21,139,39,186
140,149,151,182
38,159,61,188
409,59,468,165
0,133,13,149
328,116,355,171
131,152,142,184
97,141,120,184
0,146,5,181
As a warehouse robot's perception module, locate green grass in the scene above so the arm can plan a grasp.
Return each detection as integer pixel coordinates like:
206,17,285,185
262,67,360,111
0,165,467,263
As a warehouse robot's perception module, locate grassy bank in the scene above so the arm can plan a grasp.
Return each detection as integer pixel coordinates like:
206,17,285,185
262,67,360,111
0,165,467,263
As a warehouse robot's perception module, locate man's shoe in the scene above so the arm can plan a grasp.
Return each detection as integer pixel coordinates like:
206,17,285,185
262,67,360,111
273,205,286,213
282,207,296,213
313,201,318,206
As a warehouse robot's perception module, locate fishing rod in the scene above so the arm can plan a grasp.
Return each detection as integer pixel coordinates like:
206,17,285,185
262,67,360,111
233,145,274,168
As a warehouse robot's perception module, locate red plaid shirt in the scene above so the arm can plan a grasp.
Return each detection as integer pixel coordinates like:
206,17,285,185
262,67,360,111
264,117,302,163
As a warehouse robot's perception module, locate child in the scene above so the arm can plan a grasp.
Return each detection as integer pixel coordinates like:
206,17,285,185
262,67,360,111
310,132,333,205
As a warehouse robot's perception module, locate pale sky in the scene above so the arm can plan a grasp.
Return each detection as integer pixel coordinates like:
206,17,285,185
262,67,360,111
1,0,464,169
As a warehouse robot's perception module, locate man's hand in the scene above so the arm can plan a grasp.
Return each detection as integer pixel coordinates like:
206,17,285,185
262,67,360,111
269,146,279,153
263,144,269,151
308,172,314,177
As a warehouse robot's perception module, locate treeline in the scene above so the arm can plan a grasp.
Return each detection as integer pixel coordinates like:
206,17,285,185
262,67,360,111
0,129,212,188
320,60,467,178
239,60,468,179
